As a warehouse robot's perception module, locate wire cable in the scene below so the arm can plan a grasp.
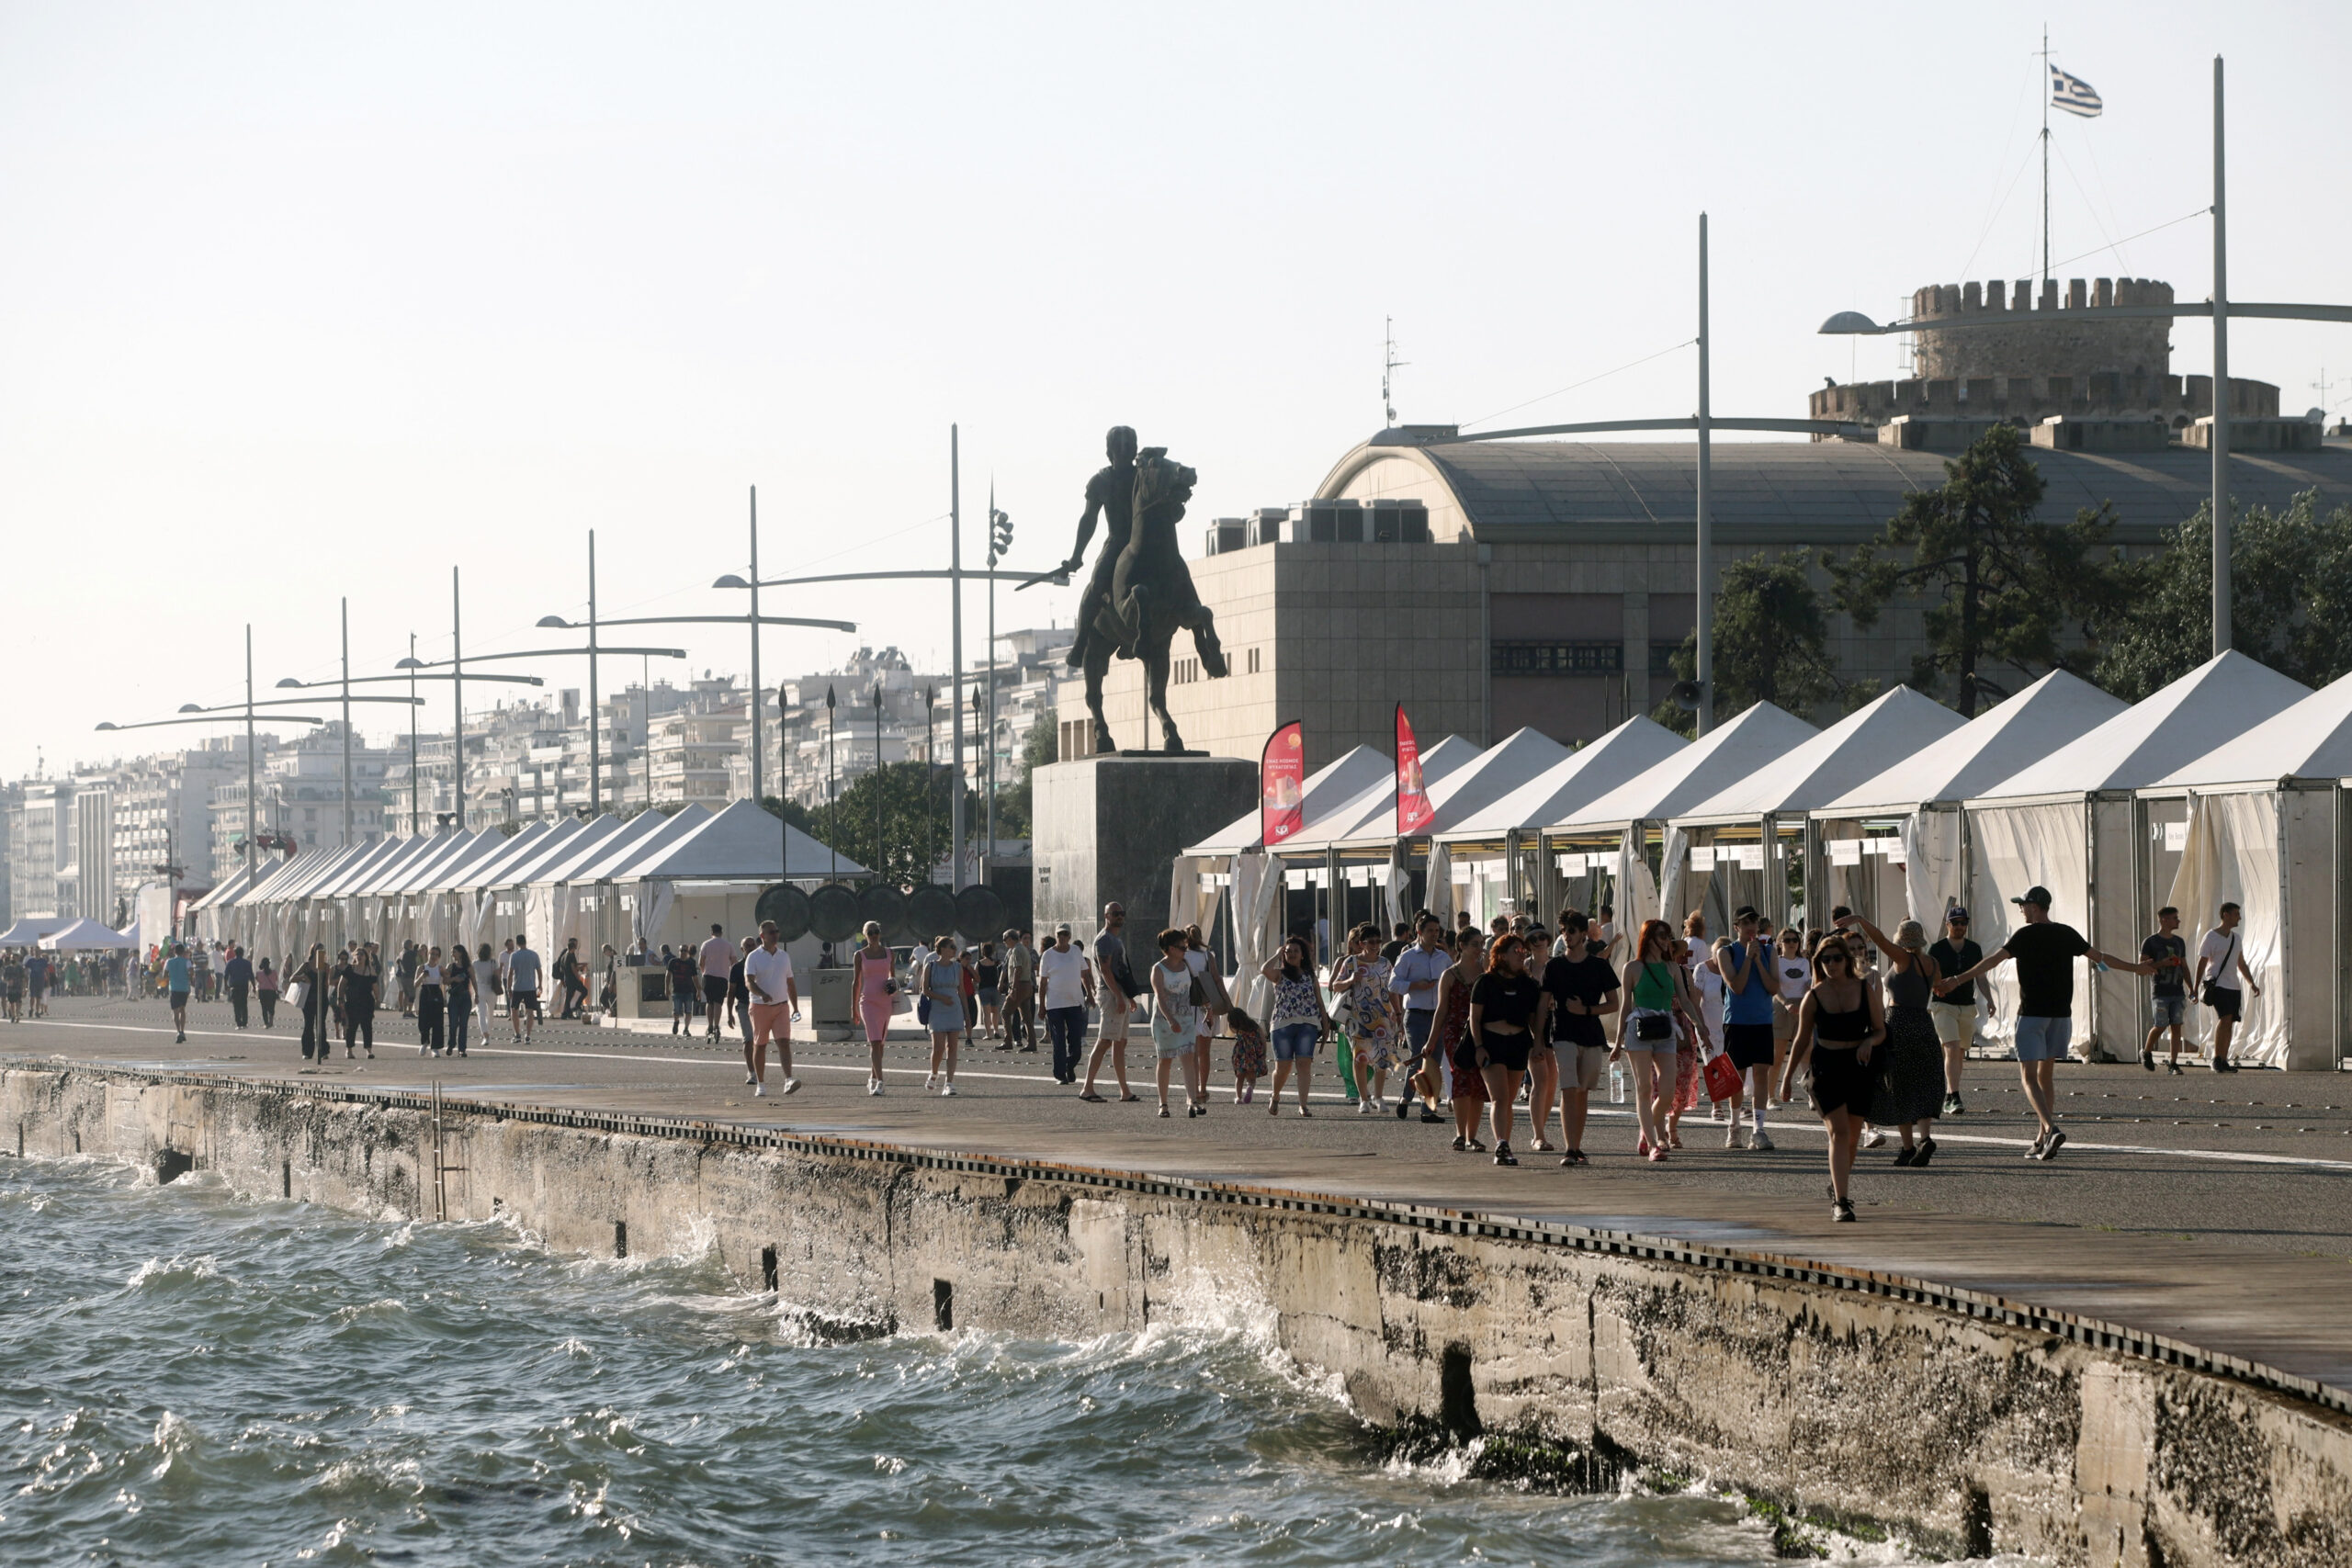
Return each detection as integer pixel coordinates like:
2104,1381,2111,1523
1459,339,1697,430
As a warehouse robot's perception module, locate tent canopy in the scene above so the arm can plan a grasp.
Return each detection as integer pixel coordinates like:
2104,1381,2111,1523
40,918,133,950
0,917,73,946
1977,650,2310,799
1819,670,2129,814
1297,735,1484,852
2154,667,2352,788
1675,686,1965,825
1339,728,1571,847
1440,716,1690,841
610,798,870,880
1183,744,1394,856
1562,702,1819,829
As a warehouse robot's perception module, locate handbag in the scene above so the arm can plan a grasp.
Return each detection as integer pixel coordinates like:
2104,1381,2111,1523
2199,931,2239,1009
917,997,932,1026
1634,1011,1674,1042
1702,1047,1743,1103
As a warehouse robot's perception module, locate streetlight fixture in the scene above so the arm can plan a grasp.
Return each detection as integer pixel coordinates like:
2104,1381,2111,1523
277,661,539,834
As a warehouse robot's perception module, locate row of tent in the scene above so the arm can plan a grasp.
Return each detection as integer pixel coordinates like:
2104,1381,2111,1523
191,799,866,970
0,916,138,952
1180,649,2352,1070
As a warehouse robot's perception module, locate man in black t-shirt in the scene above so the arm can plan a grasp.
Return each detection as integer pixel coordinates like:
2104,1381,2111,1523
2140,906,2190,1074
1939,885,2150,1160
1539,911,1620,1168
1926,908,1984,1116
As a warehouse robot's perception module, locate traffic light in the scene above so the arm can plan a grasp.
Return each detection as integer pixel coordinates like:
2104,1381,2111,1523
989,508,1012,563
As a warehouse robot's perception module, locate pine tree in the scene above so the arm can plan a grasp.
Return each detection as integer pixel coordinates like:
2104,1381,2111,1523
1653,550,1849,736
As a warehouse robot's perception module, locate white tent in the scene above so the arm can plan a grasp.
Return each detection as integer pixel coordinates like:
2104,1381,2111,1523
1665,686,1966,931
1962,651,2312,1058
578,799,869,964
37,918,132,950
1437,716,1690,844
2130,669,2352,1070
1182,744,1394,857
1305,735,1485,851
1810,670,2129,932
1555,703,1817,933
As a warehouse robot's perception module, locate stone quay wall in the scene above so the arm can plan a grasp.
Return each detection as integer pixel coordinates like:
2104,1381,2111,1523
8,1064,2350,1567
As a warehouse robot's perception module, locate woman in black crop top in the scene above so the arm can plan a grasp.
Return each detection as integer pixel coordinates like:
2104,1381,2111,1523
1468,934,1544,1167
1780,936,1885,1224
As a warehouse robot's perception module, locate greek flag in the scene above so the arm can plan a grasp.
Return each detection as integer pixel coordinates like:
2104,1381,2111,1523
2050,65,2103,118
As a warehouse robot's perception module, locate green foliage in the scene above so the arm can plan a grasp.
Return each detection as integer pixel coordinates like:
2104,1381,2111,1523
1651,550,1851,738
798,761,977,888
1826,423,2124,716
989,712,1057,840
2094,491,2352,700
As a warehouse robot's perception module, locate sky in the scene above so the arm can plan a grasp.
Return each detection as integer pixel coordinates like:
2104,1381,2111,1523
4,1,2348,779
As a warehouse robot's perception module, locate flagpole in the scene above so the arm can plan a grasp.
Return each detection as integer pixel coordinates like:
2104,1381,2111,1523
2041,28,2051,289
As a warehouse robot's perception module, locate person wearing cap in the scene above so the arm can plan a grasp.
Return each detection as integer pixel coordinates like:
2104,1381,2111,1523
1926,907,1985,1114
2139,906,2191,1075
1079,902,1140,1102
1935,886,2151,1160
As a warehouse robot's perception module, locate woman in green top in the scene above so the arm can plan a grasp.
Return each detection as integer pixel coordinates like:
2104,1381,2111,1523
1616,919,1700,1162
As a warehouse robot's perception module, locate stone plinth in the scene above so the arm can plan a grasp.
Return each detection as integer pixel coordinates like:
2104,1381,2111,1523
1033,754,1256,946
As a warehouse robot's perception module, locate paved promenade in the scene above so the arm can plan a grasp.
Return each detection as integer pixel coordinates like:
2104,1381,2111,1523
11,994,2352,1399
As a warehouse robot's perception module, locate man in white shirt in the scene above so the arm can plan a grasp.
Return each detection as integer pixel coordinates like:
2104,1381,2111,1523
1036,923,1094,1085
743,919,800,1097
2195,900,2260,1075
696,922,737,1043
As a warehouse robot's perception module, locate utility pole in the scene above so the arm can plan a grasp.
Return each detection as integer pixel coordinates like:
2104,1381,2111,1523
949,426,966,892
1695,212,1714,735
986,486,1012,883
873,682,885,886
407,634,421,833
825,683,838,882
748,487,763,807
2211,54,2232,656
243,626,257,886
340,598,354,846
452,568,467,830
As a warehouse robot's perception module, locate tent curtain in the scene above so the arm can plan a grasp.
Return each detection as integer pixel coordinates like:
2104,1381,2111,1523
1230,850,1282,1021
2165,791,2289,1068
1966,799,2091,1050
1903,807,1966,928
1658,825,1690,929
1426,841,1454,927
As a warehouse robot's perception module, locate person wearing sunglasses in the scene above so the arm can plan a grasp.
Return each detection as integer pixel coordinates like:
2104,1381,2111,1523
1780,936,1884,1222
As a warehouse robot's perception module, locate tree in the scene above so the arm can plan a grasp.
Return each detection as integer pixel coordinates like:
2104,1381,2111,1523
990,712,1057,840
803,761,979,888
2095,491,2352,700
1653,550,1849,736
1826,423,2123,716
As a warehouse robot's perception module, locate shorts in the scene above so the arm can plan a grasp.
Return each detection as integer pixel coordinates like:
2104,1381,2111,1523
1724,1021,1776,1072
2207,986,2244,1021
978,987,1000,1009
1569,1043,1611,1092
751,1000,791,1046
1928,998,1975,1046
1098,1001,1130,1043
3,985,19,1003
168,990,189,1010
1271,1021,1318,1061
1623,1010,1679,1052
1806,1046,1877,1118
1772,999,1801,1043
1477,1031,1532,1074
2013,1014,2073,1062
510,987,540,1011
2150,994,2187,1028
703,976,728,1006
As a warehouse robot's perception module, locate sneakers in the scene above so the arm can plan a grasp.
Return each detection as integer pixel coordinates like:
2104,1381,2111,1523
1941,1093,1964,1116
939,1082,956,1097
1832,1197,1857,1223
1394,1098,1412,1121
753,1083,766,1097
866,1078,884,1096
923,1074,939,1091
1861,1128,1887,1149
745,1072,756,1086
1724,1123,1745,1150
2167,1061,2184,1076
1493,1143,1517,1167
2026,1130,2048,1159
1355,1100,1374,1116
2142,1051,2157,1073
781,1078,801,1096
1748,1128,1774,1151
2037,1127,2068,1160
1913,1135,1937,1168
1894,1145,1917,1167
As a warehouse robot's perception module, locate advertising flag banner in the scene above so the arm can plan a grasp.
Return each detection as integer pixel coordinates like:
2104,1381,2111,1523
1261,721,1305,846
1395,704,1435,836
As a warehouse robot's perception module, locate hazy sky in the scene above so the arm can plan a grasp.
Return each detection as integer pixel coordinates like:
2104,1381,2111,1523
5,2,2347,779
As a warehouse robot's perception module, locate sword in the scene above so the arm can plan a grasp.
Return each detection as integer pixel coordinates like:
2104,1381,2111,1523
1012,561,1078,592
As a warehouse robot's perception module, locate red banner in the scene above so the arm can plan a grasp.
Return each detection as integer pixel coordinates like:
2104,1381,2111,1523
1396,703,1434,836
1261,721,1305,846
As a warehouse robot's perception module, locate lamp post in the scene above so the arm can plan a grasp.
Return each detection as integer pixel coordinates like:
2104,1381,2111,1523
970,684,985,886
924,683,939,886
283,663,540,837
873,682,885,886
825,683,839,882
949,426,965,893
987,491,1012,877
1694,213,1713,734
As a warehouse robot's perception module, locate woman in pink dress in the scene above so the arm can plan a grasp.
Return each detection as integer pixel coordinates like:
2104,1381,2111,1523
849,920,898,1096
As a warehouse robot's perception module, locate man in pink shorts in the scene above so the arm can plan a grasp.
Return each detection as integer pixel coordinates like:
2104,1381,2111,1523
743,919,800,1098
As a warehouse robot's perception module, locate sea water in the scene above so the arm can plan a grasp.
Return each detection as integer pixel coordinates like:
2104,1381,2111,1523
0,1156,1995,1565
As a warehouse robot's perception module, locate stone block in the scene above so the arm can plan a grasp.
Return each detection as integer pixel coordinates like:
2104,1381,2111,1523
1033,754,1257,947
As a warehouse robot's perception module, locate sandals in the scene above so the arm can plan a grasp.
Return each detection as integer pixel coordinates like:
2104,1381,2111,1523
1079,1091,1106,1103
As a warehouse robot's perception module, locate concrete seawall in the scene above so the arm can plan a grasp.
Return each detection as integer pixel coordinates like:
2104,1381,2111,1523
9,1064,2350,1566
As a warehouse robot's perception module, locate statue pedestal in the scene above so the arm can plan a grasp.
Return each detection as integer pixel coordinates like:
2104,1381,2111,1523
1033,754,1256,946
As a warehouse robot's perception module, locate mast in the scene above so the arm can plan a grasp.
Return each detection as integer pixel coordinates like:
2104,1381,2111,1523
2040,27,2052,288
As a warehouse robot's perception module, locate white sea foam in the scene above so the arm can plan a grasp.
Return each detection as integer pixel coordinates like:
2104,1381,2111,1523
123,1253,219,1290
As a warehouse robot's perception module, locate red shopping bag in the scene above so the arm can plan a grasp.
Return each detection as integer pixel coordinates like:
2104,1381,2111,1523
1702,1049,1743,1103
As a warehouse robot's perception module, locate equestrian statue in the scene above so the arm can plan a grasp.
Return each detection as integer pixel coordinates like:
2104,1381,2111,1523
1044,424,1227,754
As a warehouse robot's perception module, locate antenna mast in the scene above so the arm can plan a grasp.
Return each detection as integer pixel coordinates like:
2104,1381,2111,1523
2039,27,2052,288
1382,317,1407,428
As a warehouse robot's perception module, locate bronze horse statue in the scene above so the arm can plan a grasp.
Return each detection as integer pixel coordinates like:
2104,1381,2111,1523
1056,428,1227,753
